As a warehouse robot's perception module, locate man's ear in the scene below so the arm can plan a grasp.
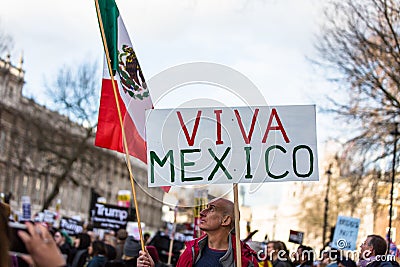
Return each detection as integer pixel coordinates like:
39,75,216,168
221,215,232,227
370,247,375,256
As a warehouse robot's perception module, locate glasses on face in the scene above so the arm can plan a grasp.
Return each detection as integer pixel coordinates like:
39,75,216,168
54,234,61,238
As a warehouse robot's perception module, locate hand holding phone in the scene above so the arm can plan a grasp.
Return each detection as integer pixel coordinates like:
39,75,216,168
15,222,66,267
8,222,28,255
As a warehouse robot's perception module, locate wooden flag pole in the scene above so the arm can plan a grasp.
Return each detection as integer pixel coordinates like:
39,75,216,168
168,203,179,265
167,215,177,265
94,0,145,252
233,183,242,267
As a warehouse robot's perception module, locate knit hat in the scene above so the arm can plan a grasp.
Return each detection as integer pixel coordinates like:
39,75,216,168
123,236,141,257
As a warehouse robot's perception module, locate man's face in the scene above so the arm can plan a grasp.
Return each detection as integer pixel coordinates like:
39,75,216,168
54,232,63,246
74,238,80,248
360,237,373,259
296,248,305,263
199,199,226,232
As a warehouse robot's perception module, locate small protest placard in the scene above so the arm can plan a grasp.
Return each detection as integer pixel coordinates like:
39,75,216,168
43,210,56,224
91,202,129,231
60,217,84,236
289,230,304,244
331,215,360,250
21,196,31,221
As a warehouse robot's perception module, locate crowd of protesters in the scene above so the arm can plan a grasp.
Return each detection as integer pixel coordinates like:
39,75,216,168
1,200,400,267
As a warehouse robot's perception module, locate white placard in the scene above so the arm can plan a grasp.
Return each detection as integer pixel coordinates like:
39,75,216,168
332,215,360,251
146,105,319,187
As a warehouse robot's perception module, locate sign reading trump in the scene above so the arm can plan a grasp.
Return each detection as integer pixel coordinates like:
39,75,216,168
146,105,319,187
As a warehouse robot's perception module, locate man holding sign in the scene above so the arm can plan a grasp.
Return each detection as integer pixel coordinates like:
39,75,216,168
137,198,258,267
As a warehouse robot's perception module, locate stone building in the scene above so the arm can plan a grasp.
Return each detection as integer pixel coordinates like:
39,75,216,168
0,55,164,229
375,181,400,243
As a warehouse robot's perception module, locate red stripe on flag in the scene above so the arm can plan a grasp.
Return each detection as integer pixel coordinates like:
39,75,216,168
95,79,171,193
95,79,147,163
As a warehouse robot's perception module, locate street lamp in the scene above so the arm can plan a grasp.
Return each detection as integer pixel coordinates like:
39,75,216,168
388,123,398,250
322,165,332,249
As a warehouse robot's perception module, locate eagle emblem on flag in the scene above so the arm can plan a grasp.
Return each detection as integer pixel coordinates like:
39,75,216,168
117,44,149,100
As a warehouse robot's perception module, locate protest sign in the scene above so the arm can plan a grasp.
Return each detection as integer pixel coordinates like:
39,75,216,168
331,215,360,250
193,189,207,238
127,221,146,240
289,230,304,244
146,105,318,187
60,217,84,235
91,202,129,231
21,196,31,221
43,210,56,225
117,190,131,208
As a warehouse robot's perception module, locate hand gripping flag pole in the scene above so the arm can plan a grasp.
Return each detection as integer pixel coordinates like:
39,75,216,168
94,0,146,252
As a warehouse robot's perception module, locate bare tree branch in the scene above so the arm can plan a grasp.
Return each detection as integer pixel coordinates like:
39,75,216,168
38,60,100,210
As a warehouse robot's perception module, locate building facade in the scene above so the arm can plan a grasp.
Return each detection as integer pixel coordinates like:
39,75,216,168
0,55,164,230
375,181,400,243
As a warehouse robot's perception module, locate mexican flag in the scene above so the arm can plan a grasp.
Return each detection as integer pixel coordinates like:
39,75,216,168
95,0,151,164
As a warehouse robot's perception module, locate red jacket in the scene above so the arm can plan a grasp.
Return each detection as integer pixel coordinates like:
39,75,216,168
176,233,259,267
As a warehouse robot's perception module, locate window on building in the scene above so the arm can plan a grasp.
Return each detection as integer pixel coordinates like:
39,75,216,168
7,169,15,193
394,188,399,199
23,175,28,187
34,178,41,202
8,86,14,98
22,175,28,195
0,130,6,154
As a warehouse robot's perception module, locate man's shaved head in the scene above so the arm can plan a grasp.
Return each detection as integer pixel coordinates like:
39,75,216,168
212,198,234,216
209,198,235,229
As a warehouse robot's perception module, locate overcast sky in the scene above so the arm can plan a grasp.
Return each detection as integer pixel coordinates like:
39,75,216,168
0,0,336,212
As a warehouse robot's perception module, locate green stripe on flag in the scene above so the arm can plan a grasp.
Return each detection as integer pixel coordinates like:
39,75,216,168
98,0,119,74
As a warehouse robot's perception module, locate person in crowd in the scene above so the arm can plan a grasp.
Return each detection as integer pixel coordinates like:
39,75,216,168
87,240,108,267
88,230,98,243
70,232,92,267
295,245,314,267
145,245,160,266
143,232,151,245
54,229,73,261
325,250,340,267
105,261,127,267
0,202,12,267
18,222,67,267
137,197,258,267
147,227,173,263
337,258,356,267
104,232,117,262
105,243,117,262
359,234,398,267
277,241,292,265
122,235,141,265
1,204,65,267
266,241,293,267
314,250,330,267
115,229,128,260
